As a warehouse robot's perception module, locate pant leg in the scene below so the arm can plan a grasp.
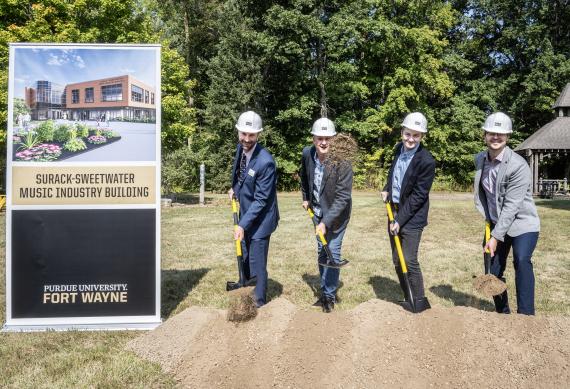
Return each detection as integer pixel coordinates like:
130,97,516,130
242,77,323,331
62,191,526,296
398,228,425,298
316,235,328,291
490,236,512,314
388,225,408,297
316,227,346,301
243,237,270,307
510,232,538,315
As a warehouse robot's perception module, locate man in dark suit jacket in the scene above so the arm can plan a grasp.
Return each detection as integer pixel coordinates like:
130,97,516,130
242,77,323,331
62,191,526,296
300,117,353,313
381,112,435,311
228,111,279,307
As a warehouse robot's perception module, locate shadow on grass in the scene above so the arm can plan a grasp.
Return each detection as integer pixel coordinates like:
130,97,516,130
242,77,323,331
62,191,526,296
429,284,495,311
535,199,570,211
166,193,215,205
368,275,403,305
161,268,209,318
302,273,344,302
267,278,283,302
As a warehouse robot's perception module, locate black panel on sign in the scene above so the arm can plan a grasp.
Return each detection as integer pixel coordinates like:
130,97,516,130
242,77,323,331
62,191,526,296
11,209,156,318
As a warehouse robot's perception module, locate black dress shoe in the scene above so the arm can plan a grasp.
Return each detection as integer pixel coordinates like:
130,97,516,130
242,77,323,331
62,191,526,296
322,297,334,313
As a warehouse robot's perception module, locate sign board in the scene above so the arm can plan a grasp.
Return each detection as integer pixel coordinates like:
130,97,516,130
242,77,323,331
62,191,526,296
4,43,161,331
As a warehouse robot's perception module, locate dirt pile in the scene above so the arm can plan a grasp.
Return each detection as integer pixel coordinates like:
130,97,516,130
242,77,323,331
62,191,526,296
127,298,570,388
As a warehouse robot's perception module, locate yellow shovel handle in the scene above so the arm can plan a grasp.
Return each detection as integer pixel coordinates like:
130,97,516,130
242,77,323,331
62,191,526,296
484,221,491,254
307,208,328,245
385,202,408,274
232,198,242,256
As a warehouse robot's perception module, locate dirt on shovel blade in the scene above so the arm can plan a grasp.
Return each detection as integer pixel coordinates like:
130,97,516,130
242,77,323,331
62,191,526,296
327,133,359,165
473,274,507,297
227,286,257,322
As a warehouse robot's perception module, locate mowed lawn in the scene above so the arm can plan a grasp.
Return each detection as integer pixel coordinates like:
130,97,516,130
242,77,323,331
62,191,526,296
1,192,569,387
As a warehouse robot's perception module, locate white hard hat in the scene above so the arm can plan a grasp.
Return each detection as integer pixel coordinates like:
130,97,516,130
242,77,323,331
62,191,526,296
311,117,336,137
401,112,428,133
482,112,512,134
235,111,263,133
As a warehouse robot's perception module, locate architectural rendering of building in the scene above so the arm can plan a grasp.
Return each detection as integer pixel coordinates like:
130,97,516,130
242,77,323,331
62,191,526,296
25,81,66,120
24,75,156,122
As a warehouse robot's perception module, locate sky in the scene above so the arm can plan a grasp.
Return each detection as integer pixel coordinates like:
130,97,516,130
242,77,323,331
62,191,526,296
12,46,158,98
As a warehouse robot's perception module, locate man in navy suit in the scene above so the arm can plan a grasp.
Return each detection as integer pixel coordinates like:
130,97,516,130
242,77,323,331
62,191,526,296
228,111,279,307
381,112,435,312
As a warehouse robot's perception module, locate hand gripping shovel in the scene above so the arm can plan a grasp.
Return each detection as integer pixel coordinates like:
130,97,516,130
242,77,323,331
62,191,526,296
385,201,430,313
226,198,257,291
472,221,507,297
306,207,349,268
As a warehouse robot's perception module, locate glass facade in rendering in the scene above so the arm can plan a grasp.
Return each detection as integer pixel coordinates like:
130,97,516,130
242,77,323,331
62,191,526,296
101,84,122,102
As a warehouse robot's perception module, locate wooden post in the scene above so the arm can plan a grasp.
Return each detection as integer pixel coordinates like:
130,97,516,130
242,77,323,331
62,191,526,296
199,163,205,206
533,152,540,194
530,152,535,194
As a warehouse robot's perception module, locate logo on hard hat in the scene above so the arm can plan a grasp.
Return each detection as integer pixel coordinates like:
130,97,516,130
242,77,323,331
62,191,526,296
246,121,252,126
415,121,421,125
495,122,501,127
322,126,327,130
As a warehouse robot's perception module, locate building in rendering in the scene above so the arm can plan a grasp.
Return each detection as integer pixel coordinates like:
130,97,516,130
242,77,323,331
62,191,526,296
25,81,66,120
24,75,156,122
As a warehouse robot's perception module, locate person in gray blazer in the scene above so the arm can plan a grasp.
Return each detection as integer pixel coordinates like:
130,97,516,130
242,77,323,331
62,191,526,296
474,112,540,315
300,118,353,313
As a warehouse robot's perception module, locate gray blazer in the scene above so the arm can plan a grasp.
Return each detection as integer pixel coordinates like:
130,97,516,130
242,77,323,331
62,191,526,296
474,146,540,241
300,146,353,233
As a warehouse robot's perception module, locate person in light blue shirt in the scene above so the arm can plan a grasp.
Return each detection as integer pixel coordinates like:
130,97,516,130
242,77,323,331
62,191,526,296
381,112,435,313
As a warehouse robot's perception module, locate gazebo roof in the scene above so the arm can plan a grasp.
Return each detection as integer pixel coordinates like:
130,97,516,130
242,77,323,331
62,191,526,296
552,83,570,109
515,117,570,151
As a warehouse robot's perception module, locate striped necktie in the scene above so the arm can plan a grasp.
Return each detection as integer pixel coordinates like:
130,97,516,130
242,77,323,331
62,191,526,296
239,153,247,182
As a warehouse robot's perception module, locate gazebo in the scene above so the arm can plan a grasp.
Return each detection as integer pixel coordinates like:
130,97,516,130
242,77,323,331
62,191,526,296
515,83,570,196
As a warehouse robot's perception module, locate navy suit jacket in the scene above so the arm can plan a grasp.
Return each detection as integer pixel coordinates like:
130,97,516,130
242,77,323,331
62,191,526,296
231,143,279,239
300,146,353,233
383,143,435,230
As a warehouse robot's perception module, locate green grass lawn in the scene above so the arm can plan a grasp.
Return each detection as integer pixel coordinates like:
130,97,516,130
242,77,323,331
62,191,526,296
1,192,569,387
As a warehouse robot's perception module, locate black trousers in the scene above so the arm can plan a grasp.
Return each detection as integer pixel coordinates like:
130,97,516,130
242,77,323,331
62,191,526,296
389,226,425,299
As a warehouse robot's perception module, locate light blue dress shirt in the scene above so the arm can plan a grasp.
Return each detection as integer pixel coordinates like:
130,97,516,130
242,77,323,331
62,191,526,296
392,143,419,204
313,153,325,217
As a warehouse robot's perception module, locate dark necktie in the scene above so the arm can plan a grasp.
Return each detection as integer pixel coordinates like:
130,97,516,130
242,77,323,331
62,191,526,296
239,153,247,182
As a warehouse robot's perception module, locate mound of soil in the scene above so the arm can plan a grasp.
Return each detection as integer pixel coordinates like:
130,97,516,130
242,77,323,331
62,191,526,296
127,299,570,388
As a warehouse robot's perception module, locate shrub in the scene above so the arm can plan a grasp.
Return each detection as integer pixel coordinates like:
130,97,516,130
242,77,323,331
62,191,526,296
161,147,201,195
63,137,87,152
77,123,90,138
54,124,71,142
35,120,56,142
100,129,115,138
16,130,40,151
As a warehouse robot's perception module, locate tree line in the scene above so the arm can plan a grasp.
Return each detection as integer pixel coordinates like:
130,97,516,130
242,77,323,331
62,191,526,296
1,0,569,192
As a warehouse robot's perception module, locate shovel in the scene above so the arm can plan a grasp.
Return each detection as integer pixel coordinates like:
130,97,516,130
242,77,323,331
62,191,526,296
226,197,257,291
306,207,349,268
385,201,430,313
472,221,507,297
